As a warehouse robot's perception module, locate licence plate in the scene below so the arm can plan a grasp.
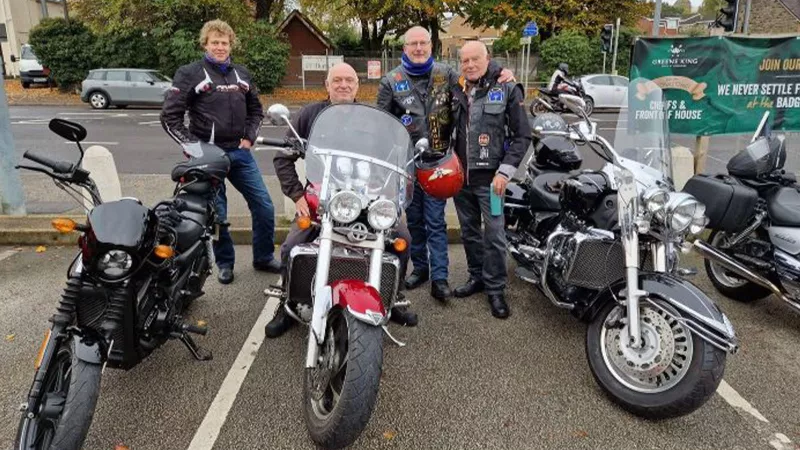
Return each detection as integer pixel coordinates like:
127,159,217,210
34,77,48,82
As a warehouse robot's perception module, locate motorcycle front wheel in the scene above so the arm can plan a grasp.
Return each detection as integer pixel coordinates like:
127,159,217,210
586,299,725,420
303,308,383,449
15,337,102,450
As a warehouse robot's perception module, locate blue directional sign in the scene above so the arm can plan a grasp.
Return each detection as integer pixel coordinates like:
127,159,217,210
523,21,538,37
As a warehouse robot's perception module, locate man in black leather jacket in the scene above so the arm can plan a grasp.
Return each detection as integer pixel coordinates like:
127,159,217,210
161,19,281,285
265,63,418,338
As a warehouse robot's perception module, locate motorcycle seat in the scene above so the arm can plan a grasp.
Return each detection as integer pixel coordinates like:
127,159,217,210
768,187,800,227
171,150,230,183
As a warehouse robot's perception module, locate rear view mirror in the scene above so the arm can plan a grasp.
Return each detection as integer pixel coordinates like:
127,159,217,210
49,118,87,143
267,104,291,126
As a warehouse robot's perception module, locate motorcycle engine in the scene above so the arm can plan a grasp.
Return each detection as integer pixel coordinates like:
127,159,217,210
547,230,626,296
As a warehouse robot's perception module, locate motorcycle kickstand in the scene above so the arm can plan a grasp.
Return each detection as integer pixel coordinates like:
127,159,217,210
382,325,406,347
180,333,213,361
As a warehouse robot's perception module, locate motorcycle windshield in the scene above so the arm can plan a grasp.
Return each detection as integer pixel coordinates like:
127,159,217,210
306,104,415,208
614,77,673,186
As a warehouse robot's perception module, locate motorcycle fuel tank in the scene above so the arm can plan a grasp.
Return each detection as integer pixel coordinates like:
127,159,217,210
559,171,614,219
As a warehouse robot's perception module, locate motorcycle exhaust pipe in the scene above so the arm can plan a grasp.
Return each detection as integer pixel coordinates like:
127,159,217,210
692,239,787,300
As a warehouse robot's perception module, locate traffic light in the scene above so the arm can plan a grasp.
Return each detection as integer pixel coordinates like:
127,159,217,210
601,24,613,53
716,0,739,32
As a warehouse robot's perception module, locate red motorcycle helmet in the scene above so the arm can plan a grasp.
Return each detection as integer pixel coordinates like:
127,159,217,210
414,140,464,200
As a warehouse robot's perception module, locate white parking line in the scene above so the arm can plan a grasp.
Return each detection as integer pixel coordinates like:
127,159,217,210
717,380,796,449
139,121,162,126
187,295,280,450
0,248,21,262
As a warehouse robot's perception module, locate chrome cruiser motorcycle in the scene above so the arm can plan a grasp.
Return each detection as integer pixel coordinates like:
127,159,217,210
505,78,738,419
260,103,413,449
685,112,800,315
14,119,224,449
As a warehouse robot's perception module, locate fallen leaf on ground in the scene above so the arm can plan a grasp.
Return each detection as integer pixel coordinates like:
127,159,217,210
575,430,589,438
114,444,130,450
5,334,15,342
196,320,207,327
383,430,397,440
35,246,46,253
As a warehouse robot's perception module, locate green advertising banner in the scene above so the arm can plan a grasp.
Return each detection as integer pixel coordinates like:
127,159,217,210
630,36,800,135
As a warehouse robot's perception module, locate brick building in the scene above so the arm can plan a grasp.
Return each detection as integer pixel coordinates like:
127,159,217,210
737,0,800,34
277,9,333,86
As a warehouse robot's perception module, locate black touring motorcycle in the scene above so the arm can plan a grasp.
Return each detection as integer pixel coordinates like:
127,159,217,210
14,119,228,450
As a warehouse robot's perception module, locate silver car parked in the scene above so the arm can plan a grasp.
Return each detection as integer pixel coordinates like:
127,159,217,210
80,68,172,109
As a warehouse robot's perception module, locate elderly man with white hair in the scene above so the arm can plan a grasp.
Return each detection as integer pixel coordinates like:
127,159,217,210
267,62,417,338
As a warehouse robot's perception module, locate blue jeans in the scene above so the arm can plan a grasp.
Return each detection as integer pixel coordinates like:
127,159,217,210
405,183,449,281
214,148,276,269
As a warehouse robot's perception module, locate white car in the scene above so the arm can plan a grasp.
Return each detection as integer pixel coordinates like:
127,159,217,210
580,74,629,109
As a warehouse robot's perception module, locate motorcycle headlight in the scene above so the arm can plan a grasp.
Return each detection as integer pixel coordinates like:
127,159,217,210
368,199,398,231
328,191,362,224
336,157,353,177
665,193,704,233
97,250,133,279
642,187,669,219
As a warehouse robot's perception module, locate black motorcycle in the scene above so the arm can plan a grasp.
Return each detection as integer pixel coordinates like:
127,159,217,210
14,119,229,450
506,79,737,420
685,112,800,315
530,78,592,117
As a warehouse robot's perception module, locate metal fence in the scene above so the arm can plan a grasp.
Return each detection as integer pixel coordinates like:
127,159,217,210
282,53,547,92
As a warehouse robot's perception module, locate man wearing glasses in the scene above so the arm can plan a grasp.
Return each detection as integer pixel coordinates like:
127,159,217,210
377,28,514,304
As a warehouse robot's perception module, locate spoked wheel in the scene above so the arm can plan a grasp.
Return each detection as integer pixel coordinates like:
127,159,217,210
303,308,383,449
704,230,771,302
15,338,102,450
586,300,726,420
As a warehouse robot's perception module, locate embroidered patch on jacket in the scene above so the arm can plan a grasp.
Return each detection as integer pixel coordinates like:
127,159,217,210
478,133,490,146
488,87,504,103
395,80,411,93
401,114,413,126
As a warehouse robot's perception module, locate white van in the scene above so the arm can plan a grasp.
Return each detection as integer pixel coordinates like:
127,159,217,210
11,44,51,88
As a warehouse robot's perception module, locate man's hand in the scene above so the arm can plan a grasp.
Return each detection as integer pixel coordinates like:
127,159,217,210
492,175,508,196
240,138,253,150
295,197,310,217
498,68,516,83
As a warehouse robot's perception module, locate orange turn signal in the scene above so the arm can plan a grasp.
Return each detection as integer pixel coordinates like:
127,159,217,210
393,238,408,252
297,216,312,230
34,329,51,370
51,218,77,233
154,245,175,259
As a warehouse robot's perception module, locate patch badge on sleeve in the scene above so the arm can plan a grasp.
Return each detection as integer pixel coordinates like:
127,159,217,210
401,114,413,126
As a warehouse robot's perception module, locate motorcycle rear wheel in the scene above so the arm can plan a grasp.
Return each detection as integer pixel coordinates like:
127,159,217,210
704,230,771,302
15,338,102,450
303,309,383,449
586,300,725,420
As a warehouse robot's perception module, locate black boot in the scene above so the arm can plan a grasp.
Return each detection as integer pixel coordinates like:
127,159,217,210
404,270,429,290
389,306,418,327
218,267,234,285
488,293,510,319
431,279,451,302
265,302,297,338
453,277,484,298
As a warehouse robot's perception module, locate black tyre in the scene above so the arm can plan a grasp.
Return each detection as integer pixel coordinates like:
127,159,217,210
15,338,102,450
586,300,726,420
22,81,31,89
583,96,595,116
704,230,771,302
88,91,109,110
529,100,550,116
303,309,383,449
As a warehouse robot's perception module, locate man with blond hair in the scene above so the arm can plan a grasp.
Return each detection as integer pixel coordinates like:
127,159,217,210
266,63,418,338
161,19,281,285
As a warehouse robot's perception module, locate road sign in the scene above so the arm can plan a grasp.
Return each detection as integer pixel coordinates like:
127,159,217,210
519,36,532,45
301,55,344,72
367,60,381,79
522,21,538,37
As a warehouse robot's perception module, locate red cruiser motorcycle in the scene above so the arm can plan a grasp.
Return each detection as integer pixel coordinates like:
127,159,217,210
259,103,414,449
